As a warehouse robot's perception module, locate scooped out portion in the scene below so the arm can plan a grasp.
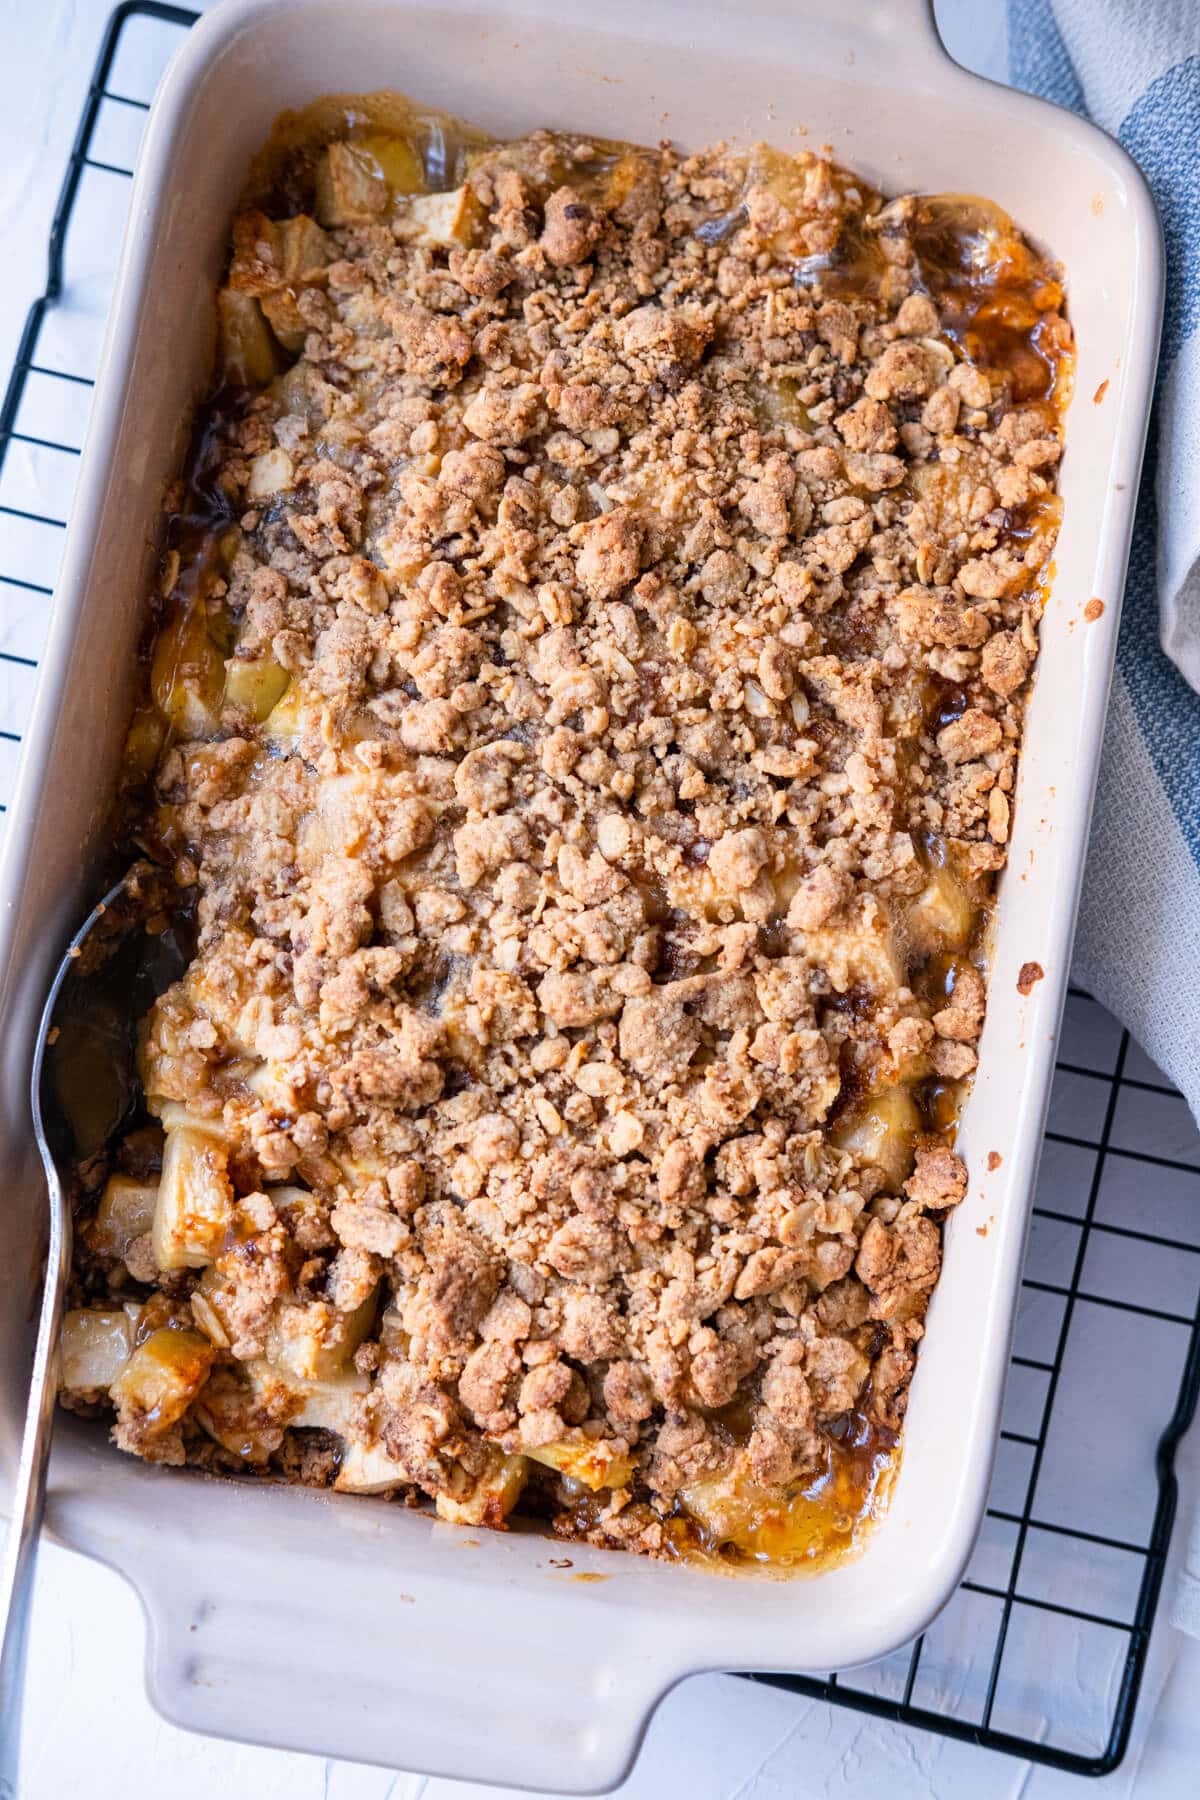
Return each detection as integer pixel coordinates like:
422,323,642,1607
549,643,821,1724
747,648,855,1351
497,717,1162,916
60,93,1069,1570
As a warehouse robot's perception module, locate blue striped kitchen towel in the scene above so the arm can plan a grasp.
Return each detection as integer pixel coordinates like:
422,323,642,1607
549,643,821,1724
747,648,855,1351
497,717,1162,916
1009,0,1200,1119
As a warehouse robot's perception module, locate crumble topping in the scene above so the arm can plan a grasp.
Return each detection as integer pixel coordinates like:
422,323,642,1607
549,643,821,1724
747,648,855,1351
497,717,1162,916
60,106,1069,1566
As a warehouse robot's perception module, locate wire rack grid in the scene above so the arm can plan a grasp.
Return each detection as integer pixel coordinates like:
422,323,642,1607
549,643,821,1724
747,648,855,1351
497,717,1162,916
0,1,1198,1780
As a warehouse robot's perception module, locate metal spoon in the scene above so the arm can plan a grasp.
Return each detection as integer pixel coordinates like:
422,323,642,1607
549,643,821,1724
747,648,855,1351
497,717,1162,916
0,869,170,1783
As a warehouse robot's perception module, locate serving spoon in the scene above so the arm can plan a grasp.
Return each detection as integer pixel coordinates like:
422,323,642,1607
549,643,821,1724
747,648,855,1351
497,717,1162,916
0,869,171,1785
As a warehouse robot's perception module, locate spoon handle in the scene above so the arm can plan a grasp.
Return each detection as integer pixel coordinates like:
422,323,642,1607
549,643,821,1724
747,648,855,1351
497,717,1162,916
0,1162,67,1791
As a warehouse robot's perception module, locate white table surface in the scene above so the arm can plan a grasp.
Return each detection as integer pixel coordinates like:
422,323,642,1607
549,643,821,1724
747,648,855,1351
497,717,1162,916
2,0,1198,1794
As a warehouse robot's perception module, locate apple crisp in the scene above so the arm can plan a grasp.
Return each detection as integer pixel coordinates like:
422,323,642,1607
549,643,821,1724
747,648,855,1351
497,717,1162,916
59,97,1070,1567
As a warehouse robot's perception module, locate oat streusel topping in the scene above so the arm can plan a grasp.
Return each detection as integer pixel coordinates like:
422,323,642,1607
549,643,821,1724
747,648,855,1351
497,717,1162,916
61,103,1069,1566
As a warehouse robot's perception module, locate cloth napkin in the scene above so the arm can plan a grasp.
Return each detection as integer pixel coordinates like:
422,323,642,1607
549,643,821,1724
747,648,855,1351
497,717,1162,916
1006,0,1200,1118
1008,0,1200,1638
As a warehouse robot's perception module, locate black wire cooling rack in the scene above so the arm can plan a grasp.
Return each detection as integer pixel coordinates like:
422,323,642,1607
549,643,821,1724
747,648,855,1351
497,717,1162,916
1,1,1198,1779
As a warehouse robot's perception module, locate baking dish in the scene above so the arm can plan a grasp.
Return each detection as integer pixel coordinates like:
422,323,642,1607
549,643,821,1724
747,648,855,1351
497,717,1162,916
0,0,1160,1786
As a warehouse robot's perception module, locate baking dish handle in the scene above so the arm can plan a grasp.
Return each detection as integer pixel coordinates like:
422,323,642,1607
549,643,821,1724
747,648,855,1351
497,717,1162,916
130,1528,675,1791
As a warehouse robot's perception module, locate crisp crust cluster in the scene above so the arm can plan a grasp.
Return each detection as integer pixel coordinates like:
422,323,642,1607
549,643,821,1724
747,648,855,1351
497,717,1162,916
70,122,1066,1561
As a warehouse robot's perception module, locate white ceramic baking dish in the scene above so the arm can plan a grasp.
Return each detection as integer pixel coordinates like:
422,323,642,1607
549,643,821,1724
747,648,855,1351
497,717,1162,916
0,0,1161,1787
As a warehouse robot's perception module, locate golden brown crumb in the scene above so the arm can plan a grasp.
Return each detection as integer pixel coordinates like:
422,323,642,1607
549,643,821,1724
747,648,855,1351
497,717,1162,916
69,109,1068,1565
